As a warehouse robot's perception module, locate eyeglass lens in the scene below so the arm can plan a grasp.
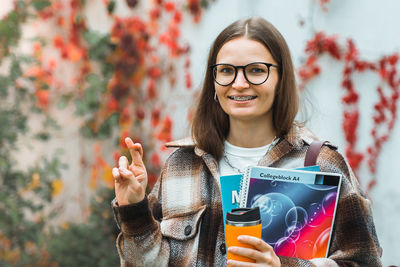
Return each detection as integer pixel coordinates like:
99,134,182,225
213,63,271,85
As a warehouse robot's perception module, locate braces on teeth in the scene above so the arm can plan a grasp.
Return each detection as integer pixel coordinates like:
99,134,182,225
229,96,256,101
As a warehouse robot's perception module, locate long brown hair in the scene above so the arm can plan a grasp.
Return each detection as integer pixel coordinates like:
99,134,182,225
191,17,298,160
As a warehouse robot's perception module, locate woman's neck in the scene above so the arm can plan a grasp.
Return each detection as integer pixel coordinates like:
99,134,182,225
227,117,276,148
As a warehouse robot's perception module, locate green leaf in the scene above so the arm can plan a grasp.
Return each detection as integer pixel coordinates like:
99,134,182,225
32,0,51,11
83,31,113,63
86,73,100,85
97,113,119,139
16,0,26,9
80,124,95,138
57,98,68,110
35,132,50,141
0,75,10,97
10,57,22,82
0,11,21,59
74,99,88,115
57,94,73,110
107,0,116,14
83,31,103,46
44,116,61,130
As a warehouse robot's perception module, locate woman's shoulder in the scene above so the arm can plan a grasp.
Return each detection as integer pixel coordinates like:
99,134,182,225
163,137,200,165
287,123,337,150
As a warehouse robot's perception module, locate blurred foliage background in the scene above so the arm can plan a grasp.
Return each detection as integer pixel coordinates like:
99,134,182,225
0,0,212,266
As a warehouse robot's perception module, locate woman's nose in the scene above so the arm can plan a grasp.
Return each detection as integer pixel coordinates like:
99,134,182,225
232,69,250,89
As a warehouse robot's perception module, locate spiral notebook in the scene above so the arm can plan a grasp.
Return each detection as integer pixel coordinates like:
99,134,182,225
239,166,342,259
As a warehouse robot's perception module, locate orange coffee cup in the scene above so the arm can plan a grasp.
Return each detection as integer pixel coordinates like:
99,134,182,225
225,207,262,264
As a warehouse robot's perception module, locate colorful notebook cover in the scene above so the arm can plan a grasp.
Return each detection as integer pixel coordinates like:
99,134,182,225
239,166,341,259
219,166,320,226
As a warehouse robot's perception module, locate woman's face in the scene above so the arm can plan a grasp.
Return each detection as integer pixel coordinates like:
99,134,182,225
214,37,279,125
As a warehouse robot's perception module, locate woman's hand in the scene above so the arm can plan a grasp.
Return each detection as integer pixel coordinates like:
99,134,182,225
227,235,281,267
113,137,148,206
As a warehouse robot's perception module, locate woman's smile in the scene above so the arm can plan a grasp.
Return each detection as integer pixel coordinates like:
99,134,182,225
228,95,258,102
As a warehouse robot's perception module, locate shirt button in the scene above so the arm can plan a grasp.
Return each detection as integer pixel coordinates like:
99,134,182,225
184,225,192,236
219,243,226,255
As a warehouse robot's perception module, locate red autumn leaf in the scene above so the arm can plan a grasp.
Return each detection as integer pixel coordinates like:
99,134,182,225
106,97,119,112
379,67,387,79
107,97,119,113
169,22,180,39
392,91,399,101
53,35,64,48
157,116,173,142
185,58,191,68
326,38,341,59
187,0,202,21
342,111,359,145
57,16,65,26
319,0,330,12
185,73,192,89
341,78,353,90
113,151,121,163
33,42,42,54
312,65,320,75
120,130,130,148
388,53,399,65
149,8,161,20
151,108,161,127
164,1,175,12
366,179,377,194
151,153,161,168
354,61,367,71
135,107,145,120
148,67,162,78
147,172,158,189
95,148,108,169
36,89,49,109
147,79,157,99
120,107,131,125
345,147,364,171
345,39,358,61
67,43,83,62
126,0,138,8
173,11,182,23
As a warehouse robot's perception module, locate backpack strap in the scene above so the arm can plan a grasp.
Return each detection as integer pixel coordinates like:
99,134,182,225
304,140,327,166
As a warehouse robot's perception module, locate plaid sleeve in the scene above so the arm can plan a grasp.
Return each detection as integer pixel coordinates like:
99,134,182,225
111,170,170,267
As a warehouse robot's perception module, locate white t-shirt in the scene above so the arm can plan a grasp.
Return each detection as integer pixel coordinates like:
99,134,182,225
218,140,273,177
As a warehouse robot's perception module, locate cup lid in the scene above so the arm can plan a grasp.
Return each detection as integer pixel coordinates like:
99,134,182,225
226,207,260,222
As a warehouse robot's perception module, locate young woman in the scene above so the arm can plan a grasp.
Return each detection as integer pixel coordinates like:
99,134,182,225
112,17,382,266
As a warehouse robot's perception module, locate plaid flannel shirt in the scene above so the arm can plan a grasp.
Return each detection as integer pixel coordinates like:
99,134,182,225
112,124,382,266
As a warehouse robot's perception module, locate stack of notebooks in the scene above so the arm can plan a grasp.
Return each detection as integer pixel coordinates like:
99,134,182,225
220,165,342,259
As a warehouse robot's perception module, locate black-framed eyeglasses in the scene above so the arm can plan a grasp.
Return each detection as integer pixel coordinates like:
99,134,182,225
210,62,279,86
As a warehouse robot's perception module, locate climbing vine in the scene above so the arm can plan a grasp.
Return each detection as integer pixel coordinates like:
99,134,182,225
298,10,399,194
